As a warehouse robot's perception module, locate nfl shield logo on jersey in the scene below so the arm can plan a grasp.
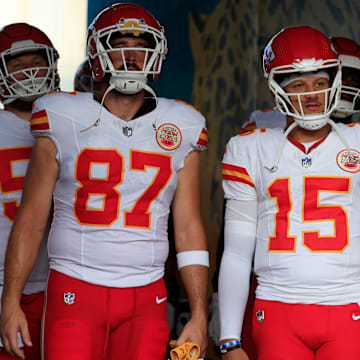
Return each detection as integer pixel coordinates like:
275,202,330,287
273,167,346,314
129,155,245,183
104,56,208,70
256,310,265,323
64,292,75,305
301,156,312,168
123,126,133,137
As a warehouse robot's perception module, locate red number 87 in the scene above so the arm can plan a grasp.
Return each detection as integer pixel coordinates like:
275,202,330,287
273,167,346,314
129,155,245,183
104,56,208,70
74,148,172,228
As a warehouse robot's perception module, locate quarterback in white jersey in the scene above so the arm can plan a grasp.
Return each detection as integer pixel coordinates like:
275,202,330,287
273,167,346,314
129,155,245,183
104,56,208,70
0,4,209,360
224,124,360,303
0,23,59,360
219,26,360,360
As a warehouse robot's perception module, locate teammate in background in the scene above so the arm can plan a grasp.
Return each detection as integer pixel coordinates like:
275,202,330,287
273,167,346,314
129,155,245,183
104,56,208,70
0,4,209,360
73,59,101,99
330,36,360,120
219,25,360,360
0,23,59,360
208,35,360,360
241,36,360,130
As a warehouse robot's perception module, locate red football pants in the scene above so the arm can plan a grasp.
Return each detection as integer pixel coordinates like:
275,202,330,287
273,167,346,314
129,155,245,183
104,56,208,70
241,275,257,360
43,270,169,360
0,292,44,360
252,299,360,360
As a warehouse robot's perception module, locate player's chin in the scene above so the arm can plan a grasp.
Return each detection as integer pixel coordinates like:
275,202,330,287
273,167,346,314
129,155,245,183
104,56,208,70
304,105,323,113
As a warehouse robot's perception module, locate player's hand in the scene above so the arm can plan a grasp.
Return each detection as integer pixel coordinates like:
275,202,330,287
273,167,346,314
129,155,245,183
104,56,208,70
0,302,31,359
221,347,249,360
176,314,208,358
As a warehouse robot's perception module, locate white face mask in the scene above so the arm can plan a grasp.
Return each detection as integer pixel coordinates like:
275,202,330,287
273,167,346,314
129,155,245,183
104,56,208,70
0,48,59,104
268,66,342,130
7,73,52,102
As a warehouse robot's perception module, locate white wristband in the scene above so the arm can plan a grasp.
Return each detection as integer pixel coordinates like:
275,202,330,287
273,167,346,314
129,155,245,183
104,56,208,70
176,250,210,270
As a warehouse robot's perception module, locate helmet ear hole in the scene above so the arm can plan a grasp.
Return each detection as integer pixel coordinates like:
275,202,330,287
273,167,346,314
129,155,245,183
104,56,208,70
92,58,104,81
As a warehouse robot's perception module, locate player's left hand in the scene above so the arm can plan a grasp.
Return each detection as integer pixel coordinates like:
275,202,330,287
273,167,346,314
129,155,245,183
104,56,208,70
175,314,208,358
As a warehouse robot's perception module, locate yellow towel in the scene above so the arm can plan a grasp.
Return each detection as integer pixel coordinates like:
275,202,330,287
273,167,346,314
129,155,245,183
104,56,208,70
169,341,200,360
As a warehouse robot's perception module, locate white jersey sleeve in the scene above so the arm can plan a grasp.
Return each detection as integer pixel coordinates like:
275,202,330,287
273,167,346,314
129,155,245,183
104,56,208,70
222,130,260,201
30,92,207,287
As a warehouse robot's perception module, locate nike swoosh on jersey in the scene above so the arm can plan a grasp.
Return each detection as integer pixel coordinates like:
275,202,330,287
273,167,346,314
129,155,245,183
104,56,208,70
352,313,360,320
156,296,167,304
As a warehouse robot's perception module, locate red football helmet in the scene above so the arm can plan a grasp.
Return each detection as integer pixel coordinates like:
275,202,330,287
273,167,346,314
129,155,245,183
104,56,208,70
74,59,101,97
263,25,341,130
87,3,167,95
331,36,360,118
0,23,59,104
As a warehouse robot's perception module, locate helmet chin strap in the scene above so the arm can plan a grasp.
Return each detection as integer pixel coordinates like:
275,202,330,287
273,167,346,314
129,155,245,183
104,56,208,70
265,116,350,173
80,82,115,132
109,73,147,95
292,114,328,131
80,77,158,133
265,121,297,173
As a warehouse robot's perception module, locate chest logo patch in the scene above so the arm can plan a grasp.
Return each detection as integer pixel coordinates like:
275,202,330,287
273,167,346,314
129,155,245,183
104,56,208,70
156,123,182,151
336,149,360,173
301,156,312,168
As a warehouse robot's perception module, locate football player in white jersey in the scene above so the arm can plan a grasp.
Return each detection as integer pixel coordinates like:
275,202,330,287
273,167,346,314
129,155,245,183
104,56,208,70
72,58,194,349
0,23,59,360
208,35,360,358
209,35,360,360
219,25,360,360
0,4,209,360
241,36,360,132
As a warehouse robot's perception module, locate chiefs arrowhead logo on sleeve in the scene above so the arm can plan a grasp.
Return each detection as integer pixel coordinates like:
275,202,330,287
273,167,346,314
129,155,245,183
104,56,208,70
30,109,50,131
222,163,254,187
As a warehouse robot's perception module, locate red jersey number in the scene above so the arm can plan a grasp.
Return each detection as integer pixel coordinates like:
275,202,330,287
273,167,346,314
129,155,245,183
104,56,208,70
268,176,350,252
0,147,32,221
74,149,172,228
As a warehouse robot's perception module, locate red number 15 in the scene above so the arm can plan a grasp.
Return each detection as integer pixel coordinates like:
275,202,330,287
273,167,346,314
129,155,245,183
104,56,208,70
268,177,350,252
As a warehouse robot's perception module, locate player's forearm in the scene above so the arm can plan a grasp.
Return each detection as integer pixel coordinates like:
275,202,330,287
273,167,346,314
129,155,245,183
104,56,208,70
179,264,208,319
175,220,208,317
2,216,45,306
219,199,257,340
218,252,251,340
